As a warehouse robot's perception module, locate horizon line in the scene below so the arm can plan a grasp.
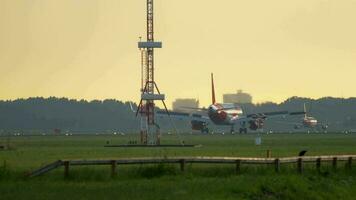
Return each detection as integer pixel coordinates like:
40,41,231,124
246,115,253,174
1,95,355,105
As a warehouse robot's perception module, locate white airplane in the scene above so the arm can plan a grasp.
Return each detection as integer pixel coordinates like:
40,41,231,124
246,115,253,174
291,103,328,131
157,73,305,134
273,103,329,132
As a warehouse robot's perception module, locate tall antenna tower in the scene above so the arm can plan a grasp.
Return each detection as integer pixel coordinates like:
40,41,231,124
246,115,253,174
136,0,170,145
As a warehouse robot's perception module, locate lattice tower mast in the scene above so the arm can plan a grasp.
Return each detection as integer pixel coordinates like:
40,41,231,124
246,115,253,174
137,0,169,145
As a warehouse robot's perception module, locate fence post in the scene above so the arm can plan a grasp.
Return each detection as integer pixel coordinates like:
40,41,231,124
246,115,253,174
332,157,337,171
275,158,280,173
346,157,352,170
236,160,241,174
316,158,321,173
111,160,117,177
297,158,303,174
64,161,69,177
180,159,185,172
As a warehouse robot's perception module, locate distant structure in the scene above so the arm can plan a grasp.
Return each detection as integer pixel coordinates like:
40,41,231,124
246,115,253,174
223,90,252,104
172,99,199,112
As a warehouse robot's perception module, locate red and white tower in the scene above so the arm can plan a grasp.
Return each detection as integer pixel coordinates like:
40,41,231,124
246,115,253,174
136,0,169,145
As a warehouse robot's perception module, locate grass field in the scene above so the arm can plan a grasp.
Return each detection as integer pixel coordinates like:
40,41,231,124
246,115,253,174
1,133,356,199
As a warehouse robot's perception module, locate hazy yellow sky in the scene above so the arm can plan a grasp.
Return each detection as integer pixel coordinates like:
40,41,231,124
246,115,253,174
1,0,356,107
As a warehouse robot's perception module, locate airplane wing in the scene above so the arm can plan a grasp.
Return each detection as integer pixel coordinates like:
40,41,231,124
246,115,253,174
268,111,306,124
289,111,306,115
156,110,210,122
273,120,300,126
245,110,305,119
156,110,190,120
191,113,210,121
245,111,289,119
156,109,211,133
231,110,305,128
131,101,211,131
178,107,209,111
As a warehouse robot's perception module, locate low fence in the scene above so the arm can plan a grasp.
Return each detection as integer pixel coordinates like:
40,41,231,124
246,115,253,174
28,155,356,178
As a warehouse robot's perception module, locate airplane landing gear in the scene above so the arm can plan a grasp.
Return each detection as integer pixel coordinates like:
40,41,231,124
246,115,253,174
201,127,209,134
239,128,248,134
230,125,235,134
239,121,248,134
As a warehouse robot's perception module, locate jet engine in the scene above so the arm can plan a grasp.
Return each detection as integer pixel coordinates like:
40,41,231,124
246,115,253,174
218,110,227,120
248,119,264,130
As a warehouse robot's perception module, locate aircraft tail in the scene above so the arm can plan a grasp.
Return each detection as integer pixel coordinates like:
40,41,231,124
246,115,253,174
211,73,216,104
303,103,307,118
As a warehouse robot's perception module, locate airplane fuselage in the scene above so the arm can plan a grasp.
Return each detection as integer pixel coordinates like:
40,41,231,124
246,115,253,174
207,103,243,125
303,116,318,128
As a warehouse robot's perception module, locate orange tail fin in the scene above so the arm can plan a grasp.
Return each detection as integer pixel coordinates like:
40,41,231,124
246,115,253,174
211,73,216,104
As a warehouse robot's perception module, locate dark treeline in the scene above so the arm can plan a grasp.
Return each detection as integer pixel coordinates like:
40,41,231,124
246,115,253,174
0,97,139,133
0,96,356,134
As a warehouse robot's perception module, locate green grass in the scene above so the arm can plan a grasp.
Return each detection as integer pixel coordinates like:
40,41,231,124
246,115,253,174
1,133,356,199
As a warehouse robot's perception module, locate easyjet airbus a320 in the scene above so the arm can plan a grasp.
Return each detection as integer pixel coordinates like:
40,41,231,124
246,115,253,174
157,73,305,133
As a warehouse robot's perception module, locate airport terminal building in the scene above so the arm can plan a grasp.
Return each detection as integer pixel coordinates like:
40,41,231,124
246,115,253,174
172,98,199,112
223,90,252,104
